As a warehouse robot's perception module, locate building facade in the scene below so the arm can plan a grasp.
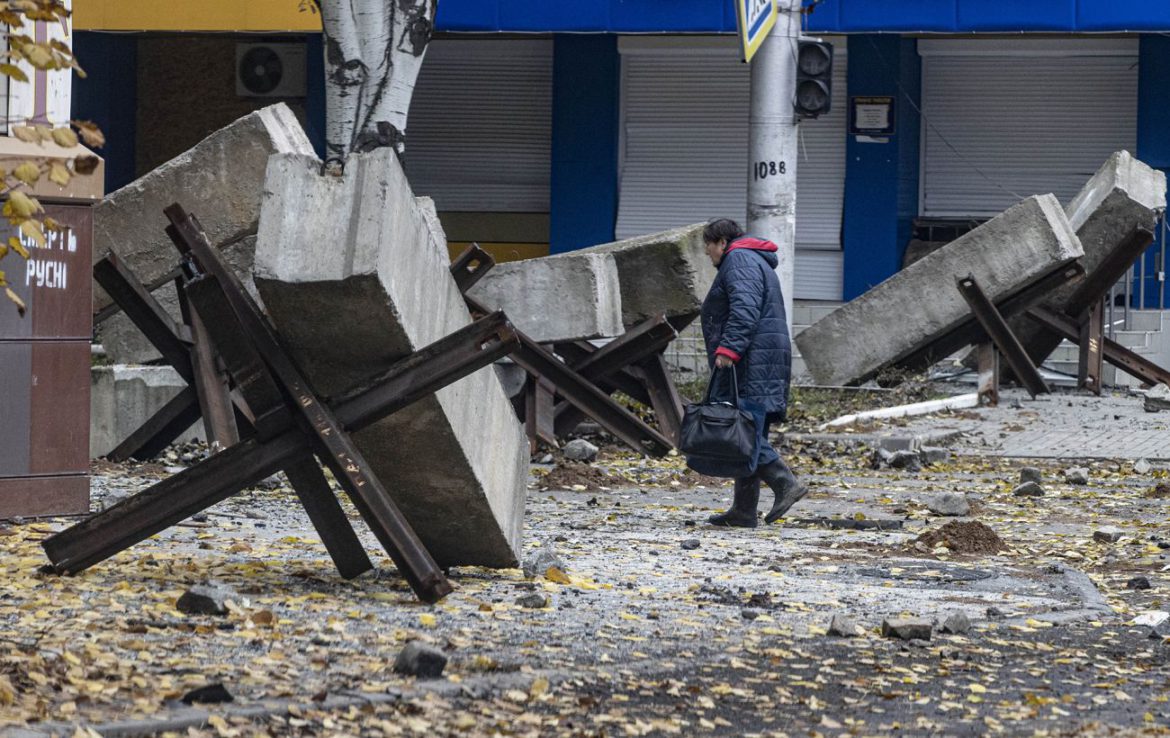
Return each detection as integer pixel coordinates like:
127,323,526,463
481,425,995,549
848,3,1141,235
70,0,1170,305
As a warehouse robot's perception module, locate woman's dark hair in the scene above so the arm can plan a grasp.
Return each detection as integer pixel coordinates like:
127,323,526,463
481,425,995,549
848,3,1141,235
703,218,745,246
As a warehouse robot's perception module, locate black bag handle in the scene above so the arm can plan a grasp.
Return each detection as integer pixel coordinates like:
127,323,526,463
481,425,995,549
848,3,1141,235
703,365,740,405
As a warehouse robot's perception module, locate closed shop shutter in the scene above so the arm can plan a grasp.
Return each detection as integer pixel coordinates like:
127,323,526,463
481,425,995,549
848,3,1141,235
920,39,1138,218
616,36,848,300
405,39,553,213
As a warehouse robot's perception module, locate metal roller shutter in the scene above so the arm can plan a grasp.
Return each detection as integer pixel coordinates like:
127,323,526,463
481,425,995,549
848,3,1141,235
920,39,1138,218
616,36,847,300
405,39,553,213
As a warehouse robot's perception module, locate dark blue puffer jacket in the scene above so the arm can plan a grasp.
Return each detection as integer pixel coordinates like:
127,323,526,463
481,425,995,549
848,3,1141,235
700,237,792,423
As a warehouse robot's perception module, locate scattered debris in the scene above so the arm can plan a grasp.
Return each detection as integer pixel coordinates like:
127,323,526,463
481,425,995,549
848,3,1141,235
680,539,701,551
515,594,550,609
1143,383,1170,413
881,618,932,641
1147,483,1170,499
522,546,566,580
888,450,923,472
540,462,626,491
175,585,236,616
1134,458,1152,475
1019,467,1043,485
939,611,972,635
1065,467,1090,485
916,521,1008,554
927,493,970,517
1127,576,1152,591
827,614,863,638
1012,481,1045,498
790,518,903,531
181,683,234,705
823,394,979,429
1132,611,1169,628
393,642,448,679
562,439,600,462
1093,527,1123,544
920,447,951,465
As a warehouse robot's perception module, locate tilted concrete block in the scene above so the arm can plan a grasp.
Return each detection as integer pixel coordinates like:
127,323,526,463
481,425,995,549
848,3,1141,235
254,149,527,568
1015,151,1167,363
468,251,624,342
796,195,1084,387
90,365,203,458
576,224,716,326
95,104,314,362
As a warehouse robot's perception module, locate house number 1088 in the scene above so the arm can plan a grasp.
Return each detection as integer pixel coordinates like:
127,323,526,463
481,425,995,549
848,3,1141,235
753,161,787,180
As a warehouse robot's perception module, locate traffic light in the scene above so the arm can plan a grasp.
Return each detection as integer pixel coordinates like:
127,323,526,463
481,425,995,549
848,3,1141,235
795,40,833,119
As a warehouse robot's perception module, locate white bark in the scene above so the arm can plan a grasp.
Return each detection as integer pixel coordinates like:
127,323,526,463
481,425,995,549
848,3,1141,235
317,0,436,166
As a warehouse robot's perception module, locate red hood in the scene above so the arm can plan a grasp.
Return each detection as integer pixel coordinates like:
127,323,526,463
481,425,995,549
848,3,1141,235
726,237,778,254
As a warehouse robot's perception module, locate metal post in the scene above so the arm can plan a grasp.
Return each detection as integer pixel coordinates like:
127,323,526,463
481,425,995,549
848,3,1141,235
747,0,801,335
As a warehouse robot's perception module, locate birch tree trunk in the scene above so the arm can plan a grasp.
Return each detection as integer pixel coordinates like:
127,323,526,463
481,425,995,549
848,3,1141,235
316,0,436,168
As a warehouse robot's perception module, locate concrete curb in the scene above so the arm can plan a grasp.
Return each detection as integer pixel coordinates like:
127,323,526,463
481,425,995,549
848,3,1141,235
1003,563,1114,627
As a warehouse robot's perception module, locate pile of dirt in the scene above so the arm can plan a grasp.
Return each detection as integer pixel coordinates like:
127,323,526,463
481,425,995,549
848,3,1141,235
539,462,627,491
916,521,1007,554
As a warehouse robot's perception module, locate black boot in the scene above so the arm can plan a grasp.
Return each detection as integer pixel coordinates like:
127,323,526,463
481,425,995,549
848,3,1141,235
759,458,808,524
707,477,759,528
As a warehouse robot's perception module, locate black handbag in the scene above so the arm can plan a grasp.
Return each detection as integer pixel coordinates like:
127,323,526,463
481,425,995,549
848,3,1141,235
679,368,764,478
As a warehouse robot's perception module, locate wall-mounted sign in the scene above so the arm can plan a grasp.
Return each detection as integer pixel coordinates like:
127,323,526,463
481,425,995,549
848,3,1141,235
736,0,778,64
849,95,896,136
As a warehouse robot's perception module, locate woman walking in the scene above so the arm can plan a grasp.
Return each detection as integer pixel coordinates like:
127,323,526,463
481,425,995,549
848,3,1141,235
700,218,807,527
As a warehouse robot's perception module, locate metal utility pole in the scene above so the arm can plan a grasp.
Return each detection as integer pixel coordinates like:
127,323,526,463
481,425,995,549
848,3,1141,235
747,0,800,333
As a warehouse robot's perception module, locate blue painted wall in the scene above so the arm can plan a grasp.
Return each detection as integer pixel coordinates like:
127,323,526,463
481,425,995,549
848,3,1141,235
841,35,920,300
304,34,326,159
432,0,1170,33
549,35,620,253
1135,35,1170,309
71,32,137,194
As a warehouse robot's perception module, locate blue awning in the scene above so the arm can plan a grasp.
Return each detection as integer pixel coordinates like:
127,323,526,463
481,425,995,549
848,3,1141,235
435,0,1170,34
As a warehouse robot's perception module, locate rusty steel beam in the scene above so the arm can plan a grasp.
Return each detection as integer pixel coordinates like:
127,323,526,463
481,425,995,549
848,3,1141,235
465,294,673,457
1078,299,1105,396
975,342,999,408
957,275,1049,398
165,205,452,603
92,254,192,380
1026,306,1170,389
183,274,371,579
637,353,685,446
524,376,558,452
450,243,495,294
177,283,239,450
43,311,519,583
1066,227,1155,320
106,386,203,463
896,262,1085,374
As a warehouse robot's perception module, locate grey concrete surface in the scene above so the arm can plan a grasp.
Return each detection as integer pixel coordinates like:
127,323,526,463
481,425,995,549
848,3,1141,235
796,195,1084,387
576,223,715,326
1016,151,1167,363
94,104,314,363
253,149,528,568
90,365,202,458
468,251,624,342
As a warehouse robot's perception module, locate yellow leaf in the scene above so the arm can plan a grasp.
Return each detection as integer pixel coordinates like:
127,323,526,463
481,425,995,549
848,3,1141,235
969,683,987,694
0,243,7,260
9,237,28,259
419,613,437,628
5,190,42,219
12,160,40,185
23,45,52,69
11,126,37,143
529,676,549,697
72,120,105,148
5,287,24,316
20,220,44,249
48,161,70,186
51,127,78,148
0,63,27,83
544,566,571,584
250,609,275,626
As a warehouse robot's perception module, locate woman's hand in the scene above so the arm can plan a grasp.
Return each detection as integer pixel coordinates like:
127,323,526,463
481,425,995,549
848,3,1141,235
715,354,734,369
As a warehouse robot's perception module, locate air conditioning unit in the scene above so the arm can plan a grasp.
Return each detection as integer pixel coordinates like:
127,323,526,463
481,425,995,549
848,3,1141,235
236,43,308,98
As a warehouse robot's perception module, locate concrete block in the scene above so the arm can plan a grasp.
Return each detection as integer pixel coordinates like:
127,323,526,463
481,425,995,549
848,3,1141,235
468,251,623,342
795,195,1083,387
254,149,528,568
1015,151,1167,363
94,104,314,363
576,223,716,326
90,365,202,458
